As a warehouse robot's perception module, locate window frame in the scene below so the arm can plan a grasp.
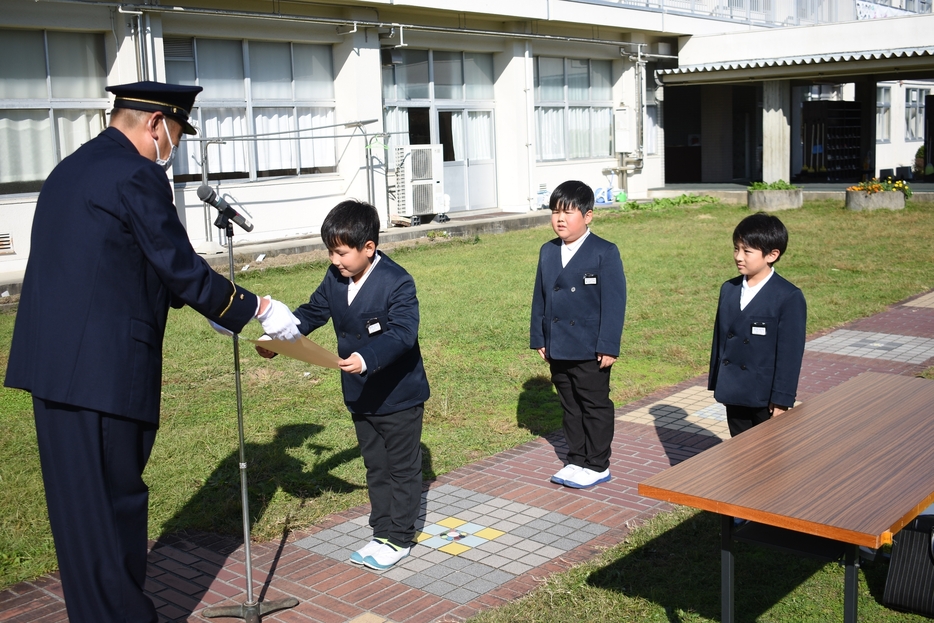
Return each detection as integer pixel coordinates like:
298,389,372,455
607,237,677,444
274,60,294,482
905,87,929,142
0,28,108,195
532,56,614,162
164,36,338,183
876,85,891,144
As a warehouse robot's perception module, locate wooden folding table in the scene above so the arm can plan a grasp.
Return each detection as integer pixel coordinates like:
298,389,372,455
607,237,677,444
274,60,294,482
639,372,934,622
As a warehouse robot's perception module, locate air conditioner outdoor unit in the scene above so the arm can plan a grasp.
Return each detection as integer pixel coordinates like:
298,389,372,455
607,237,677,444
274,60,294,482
394,145,445,225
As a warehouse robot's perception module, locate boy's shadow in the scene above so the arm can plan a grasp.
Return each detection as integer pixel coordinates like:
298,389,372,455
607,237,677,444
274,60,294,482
148,422,362,620
516,375,566,457
649,404,722,466
587,510,829,623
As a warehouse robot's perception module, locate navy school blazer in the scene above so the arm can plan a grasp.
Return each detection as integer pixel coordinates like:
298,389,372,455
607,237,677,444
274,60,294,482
292,251,430,415
530,233,627,361
708,272,807,409
4,127,257,425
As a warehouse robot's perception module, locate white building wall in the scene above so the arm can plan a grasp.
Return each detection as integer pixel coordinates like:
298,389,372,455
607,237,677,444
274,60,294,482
875,80,932,178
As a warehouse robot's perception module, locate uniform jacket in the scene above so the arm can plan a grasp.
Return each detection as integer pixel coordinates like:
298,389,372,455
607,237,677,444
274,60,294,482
708,272,807,408
293,251,430,415
5,127,257,424
530,233,627,361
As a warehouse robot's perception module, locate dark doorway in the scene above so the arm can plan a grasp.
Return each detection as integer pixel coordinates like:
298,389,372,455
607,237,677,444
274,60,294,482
732,86,759,182
664,85,702,183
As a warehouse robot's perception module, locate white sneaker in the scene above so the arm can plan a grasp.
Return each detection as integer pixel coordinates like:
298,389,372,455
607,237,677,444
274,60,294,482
349,538,387,564
551,464,583,485
564,467,611,489
363,542,411,570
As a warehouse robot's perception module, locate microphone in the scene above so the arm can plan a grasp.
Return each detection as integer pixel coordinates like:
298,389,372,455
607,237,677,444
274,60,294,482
197,185,254,232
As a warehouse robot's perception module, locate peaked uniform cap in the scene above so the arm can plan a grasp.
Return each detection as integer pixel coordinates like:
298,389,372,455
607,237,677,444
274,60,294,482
106,81,203,135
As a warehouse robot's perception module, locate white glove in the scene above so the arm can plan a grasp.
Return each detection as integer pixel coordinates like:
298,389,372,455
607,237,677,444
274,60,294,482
256,296,301,342
208,319,234,337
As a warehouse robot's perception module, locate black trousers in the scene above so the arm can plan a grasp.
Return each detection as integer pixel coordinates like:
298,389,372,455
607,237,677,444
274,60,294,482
33,398,158,623
726,404,772,437
352,404,423,549
550,359,615,472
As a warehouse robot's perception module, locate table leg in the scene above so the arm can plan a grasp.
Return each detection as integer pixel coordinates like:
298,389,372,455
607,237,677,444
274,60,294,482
721,514,734,623
843,544,859,623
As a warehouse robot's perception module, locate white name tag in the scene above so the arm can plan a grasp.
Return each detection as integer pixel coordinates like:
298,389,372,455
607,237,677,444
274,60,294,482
751,326,766,336
367,322,382,335
584,274,597,285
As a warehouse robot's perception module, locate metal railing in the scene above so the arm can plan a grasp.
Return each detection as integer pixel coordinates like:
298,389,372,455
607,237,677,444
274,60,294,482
570,0,930,26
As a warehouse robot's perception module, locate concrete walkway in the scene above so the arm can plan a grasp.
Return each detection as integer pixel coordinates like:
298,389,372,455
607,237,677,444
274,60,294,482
3,292,934,623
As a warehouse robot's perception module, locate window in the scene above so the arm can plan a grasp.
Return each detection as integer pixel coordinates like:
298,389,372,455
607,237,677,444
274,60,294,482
382,49,495,162
876,86,891,143
533,58,613,160
0,29,107,194
645,64,659,155
905,87,929,141
165,37,336,183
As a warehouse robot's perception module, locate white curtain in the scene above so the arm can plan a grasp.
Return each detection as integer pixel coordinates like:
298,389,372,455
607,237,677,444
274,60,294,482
254,108,295,173
297,107,335,169
0,111,54,184
384,107,410,169
536,107,565,160
592,107,612,157
467,111,493,160
197,108,249,177
450,111,465,161
54,110,104,160
568,107,590,158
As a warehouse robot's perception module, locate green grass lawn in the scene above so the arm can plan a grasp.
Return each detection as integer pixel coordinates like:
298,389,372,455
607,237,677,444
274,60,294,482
2,199,933,620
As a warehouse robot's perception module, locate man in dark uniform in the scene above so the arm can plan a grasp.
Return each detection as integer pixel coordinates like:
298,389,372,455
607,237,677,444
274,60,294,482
4,82,301,623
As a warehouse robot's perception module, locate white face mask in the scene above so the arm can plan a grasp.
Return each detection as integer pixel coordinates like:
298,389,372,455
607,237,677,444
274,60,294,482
153,118,178,171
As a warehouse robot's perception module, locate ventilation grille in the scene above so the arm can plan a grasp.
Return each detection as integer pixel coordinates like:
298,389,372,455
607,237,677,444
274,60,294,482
0,233,12,255
164,37,194,60
410,149,434,180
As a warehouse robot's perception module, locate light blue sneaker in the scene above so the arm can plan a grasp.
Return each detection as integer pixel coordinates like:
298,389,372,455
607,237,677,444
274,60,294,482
363,542,410,570
563,467,611,489
350,538,387,565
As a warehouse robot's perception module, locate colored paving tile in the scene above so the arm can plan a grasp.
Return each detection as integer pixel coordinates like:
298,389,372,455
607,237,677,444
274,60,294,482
805,329,934,364
293,484,608,605
905,291,934,309
615,385,730,439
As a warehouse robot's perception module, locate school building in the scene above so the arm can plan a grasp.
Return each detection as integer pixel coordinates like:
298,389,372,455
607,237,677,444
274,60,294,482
1,0,933,277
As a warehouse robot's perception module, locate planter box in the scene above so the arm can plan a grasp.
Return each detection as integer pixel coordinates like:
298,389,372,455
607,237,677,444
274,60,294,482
845,190,905,211
747,189,803,212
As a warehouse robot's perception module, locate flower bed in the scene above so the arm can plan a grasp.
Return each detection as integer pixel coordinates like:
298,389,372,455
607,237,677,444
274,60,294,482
845,178,910,211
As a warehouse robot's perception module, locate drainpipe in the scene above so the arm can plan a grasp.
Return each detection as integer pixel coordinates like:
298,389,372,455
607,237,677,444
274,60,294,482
525,42,536,210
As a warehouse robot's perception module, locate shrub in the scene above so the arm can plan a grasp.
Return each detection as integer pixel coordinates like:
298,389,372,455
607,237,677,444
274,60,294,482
748,180,800,191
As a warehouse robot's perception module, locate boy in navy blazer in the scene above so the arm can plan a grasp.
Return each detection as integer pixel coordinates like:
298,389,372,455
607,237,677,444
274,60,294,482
530,181,626,489
257,201,429,570
709,212,807,437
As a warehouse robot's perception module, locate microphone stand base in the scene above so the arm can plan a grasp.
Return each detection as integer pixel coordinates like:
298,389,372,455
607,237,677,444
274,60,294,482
202,597,299,623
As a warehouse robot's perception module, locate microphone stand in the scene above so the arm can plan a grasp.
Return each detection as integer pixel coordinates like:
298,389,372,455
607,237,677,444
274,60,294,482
202,208,298,623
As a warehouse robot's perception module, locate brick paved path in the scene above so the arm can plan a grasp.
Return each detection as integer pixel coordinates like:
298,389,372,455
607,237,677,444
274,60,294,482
4,291,934,623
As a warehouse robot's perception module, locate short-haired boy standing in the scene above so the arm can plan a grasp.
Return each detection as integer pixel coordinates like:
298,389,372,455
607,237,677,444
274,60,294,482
257,200,429,570
709,212,807,437
530,181,626,489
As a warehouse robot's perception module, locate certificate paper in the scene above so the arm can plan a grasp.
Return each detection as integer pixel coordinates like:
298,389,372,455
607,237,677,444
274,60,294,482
248,336,340,369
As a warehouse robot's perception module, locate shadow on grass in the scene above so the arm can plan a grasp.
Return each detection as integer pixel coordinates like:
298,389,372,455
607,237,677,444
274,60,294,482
147,422,361,620
587,510,829,623
516,375,565,459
